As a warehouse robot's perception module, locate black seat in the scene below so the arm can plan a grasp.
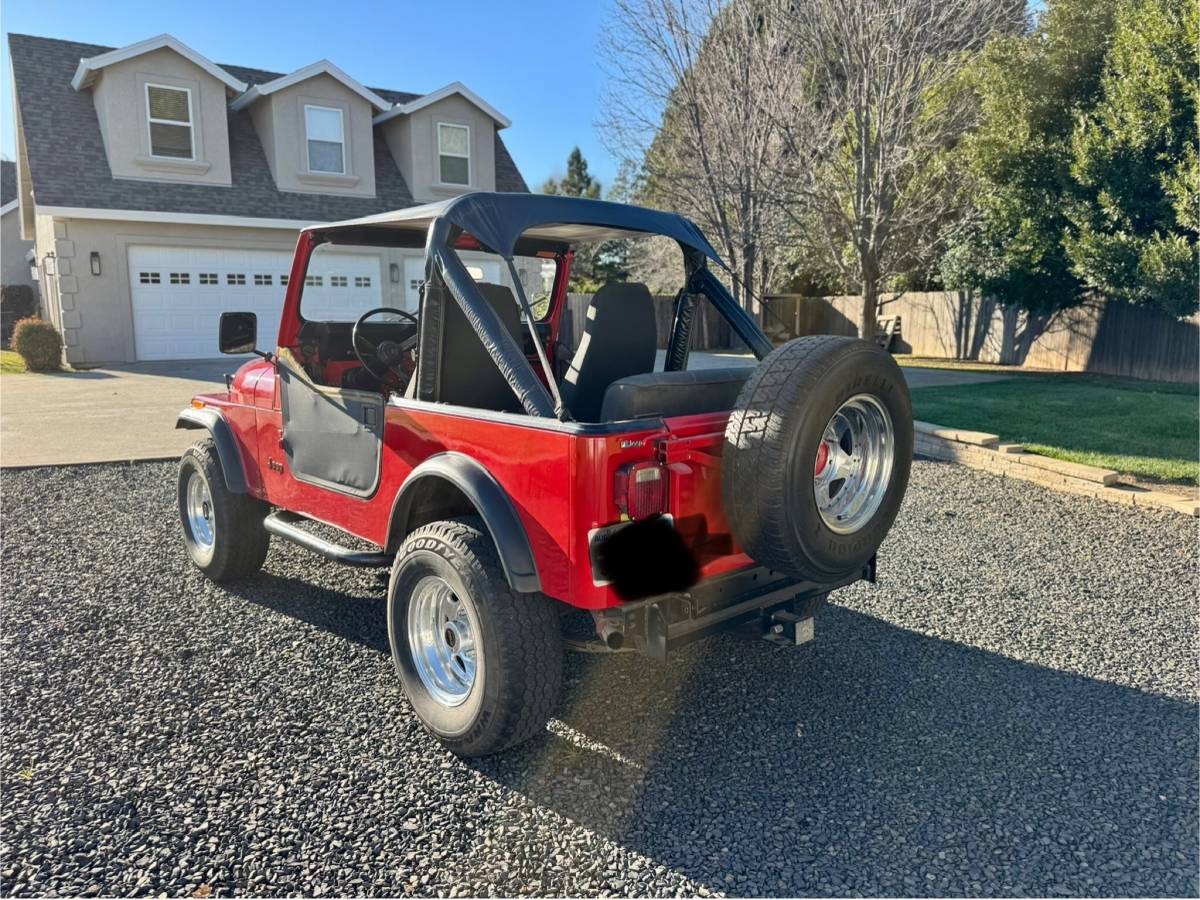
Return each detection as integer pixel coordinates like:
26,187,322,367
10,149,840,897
415,280,524,412
560,282,657,421
600,367,753,421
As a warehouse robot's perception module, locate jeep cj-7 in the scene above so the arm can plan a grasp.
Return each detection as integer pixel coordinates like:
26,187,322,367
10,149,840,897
176,193,913,756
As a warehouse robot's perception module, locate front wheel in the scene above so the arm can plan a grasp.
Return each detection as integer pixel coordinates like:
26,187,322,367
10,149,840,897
388,517,562,757
177,439,269,582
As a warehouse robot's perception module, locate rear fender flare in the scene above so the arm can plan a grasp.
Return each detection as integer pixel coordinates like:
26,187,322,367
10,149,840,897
388,452,541,594
176,407,249,494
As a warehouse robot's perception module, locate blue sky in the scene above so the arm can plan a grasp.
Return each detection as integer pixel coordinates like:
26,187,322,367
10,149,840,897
0,0,620,192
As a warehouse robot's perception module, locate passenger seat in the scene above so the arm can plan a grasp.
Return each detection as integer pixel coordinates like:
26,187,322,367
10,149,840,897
560,282,658,421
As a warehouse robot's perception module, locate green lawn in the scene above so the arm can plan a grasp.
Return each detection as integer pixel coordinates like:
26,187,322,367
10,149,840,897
910,374,1199,485
0,350,25,374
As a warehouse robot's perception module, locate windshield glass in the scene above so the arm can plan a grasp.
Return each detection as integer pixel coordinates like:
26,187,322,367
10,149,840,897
299,242,557,323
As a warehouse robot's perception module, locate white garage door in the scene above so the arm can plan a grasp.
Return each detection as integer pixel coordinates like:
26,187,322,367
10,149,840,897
128,246,383,360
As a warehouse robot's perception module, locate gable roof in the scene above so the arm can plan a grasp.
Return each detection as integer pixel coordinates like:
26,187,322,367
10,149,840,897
230,59,390,113
70,33,247,93
374,82,512,129
8,34,529,225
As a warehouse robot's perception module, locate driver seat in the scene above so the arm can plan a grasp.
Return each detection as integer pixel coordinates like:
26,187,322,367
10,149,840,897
412,280,524,412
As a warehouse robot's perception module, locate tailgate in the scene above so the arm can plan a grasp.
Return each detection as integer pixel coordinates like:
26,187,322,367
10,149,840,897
657,413,750,575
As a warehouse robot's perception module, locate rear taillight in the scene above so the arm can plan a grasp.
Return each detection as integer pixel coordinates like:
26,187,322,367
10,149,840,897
614,461,667,520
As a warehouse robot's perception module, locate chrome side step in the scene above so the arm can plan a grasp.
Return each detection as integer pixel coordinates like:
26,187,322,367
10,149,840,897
264,512,391,568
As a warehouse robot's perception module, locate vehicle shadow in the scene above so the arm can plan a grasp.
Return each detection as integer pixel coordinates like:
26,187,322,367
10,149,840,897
227,571,389,654
226,572,1198,896
472,605,1198,897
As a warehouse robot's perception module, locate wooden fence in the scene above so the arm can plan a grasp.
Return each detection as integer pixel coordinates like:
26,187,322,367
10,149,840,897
761,291,1199,383
560,289,1197,382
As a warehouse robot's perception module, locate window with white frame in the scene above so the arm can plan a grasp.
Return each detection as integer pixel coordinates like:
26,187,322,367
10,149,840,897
305,105,345,174
146,84,194,159
437,123,470,185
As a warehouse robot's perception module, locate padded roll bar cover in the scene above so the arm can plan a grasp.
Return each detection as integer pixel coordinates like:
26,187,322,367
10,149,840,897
175,407,249,493
387,452,542,594
600,367,753,422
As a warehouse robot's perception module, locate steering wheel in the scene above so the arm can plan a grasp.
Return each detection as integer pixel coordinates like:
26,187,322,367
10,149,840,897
351,307,420,385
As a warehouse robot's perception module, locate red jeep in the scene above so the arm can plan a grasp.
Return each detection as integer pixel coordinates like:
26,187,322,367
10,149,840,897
176,193,913,756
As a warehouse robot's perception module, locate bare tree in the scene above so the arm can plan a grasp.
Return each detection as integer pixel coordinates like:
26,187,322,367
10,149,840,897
599,0,798,309
775,0,1024,337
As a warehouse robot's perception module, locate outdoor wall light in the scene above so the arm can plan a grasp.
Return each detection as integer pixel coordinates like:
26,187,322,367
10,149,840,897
389,262,401,283
89,251,101,276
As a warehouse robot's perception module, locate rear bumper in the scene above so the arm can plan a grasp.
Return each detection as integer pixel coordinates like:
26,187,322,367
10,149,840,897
593,560,873,661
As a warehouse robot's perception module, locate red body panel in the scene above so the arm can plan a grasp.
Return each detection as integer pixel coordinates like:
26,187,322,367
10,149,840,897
193,356,745,610
191,234,750,611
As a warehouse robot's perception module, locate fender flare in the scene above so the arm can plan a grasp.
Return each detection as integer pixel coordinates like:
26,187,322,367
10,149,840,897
175,407,249,494
388,452,541,594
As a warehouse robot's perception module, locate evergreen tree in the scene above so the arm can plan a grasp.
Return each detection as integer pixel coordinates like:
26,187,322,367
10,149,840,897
1066,0,1198,316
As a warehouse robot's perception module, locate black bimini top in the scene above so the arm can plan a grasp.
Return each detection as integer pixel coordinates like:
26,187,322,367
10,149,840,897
307,192,725,266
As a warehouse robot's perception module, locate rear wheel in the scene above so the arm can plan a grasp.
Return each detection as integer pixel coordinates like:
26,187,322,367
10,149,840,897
177,439,270,582
723,336,913,581
388,517,562,757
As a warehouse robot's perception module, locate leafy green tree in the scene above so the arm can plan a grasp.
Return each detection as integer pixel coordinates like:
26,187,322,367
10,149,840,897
1066,0,1198,317
948,0,1120,314
950,0,1198,320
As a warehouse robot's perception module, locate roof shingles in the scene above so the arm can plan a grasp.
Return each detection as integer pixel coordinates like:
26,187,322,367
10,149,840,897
1,160,16,206
7,34,527,222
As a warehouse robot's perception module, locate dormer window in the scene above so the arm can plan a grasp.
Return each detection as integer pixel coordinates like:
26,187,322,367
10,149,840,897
305,105,345,174
146,84,194,160
437,123,470,186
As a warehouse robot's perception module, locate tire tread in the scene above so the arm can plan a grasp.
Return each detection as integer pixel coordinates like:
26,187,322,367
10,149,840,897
179,439,269,581
394,517,562,756
723,336,911,577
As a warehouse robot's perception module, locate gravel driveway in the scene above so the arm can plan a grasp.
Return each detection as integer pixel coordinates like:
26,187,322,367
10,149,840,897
1,460,1196,897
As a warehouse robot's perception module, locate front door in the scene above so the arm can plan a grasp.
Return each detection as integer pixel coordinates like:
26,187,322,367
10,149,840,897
276,354,384,499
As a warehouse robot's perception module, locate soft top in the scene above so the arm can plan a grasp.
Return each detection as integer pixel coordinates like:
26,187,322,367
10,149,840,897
307,192,724,265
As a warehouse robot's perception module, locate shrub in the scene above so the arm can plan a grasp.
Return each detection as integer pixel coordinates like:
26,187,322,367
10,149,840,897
11,317,63,372
1,284,38,346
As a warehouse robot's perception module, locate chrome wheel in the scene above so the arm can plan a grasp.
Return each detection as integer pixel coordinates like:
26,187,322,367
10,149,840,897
813,394,895,534
185,470,215,550
407,575,479,707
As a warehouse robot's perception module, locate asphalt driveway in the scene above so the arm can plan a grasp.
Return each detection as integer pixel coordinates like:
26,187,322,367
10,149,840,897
0,361,230,467
1,355,1007,468
1,459,1195,896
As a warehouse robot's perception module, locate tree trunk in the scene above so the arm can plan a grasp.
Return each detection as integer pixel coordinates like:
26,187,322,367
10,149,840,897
741,243,756,317
859,274,878,342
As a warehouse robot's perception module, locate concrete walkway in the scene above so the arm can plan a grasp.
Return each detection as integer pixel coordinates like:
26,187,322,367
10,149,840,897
1,355,1014,468
678,350,1016,388
1,361,230,468
901,366,1014,389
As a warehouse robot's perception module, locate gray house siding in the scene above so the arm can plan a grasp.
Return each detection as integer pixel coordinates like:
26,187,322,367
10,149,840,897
7,34,530,364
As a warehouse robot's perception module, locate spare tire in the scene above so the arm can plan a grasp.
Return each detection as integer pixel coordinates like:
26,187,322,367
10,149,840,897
722,336,913,581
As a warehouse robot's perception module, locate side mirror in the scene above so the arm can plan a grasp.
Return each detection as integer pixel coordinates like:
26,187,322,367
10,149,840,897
218,312,257,355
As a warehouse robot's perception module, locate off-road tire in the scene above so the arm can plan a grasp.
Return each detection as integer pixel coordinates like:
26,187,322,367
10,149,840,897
723,336,913,581
177,439,270,581
388,516,562,757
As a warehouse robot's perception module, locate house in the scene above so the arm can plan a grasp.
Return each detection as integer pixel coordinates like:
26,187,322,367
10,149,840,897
7,33,529,363
1,160,37,297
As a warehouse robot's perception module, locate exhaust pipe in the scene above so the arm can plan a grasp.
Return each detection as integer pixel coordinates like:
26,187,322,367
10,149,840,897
593,616,625,651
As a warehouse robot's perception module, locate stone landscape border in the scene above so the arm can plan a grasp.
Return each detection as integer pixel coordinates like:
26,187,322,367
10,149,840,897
913,421,1199,517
